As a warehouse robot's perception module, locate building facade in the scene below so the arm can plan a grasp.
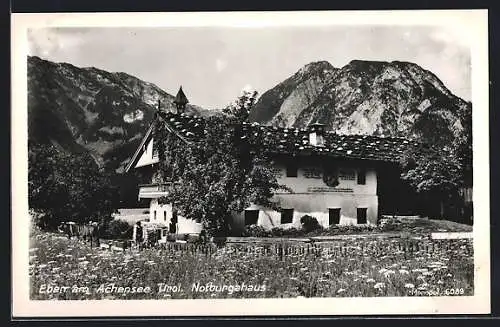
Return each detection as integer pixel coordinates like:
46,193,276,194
126,88,412,236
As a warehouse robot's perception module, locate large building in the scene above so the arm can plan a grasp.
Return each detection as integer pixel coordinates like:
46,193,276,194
126,87,414,236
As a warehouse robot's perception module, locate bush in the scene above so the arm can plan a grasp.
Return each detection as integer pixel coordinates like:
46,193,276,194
196,230,210,244
300,215,322,233
378,217,403,232
323,224,378,235
103,219,132,239
241,225,271,237
270,227,304,237
270,227,285,237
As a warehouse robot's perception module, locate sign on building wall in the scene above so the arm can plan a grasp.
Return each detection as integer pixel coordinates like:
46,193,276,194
339,169,356,181
303,168,322,179
307,186,354,193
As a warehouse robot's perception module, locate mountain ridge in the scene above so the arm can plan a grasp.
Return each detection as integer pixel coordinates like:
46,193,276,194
28,55,471,174
250,59,470,145
27,55,209,173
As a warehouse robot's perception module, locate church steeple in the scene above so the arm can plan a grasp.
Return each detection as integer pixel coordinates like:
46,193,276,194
173,86,189,114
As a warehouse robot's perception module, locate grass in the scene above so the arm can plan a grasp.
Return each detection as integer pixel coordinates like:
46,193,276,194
29,226,474,300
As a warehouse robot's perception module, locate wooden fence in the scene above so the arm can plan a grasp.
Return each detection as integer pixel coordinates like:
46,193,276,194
144,238,473,260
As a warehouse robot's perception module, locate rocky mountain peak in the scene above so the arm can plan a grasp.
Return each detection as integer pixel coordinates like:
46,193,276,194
297,60,337,76
27,55,207,172
250,59,470,148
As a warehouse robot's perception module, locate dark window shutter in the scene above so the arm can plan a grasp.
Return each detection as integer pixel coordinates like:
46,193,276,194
244,210,259,225
280,209,294,224
357,208,367,224
357,169,366,185
329,208,341,225
286,162,298,177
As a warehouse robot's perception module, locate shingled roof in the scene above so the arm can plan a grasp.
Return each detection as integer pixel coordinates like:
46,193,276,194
156,111,415,163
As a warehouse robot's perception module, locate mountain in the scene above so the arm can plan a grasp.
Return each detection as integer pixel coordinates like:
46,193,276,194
27,56,213,173
250,60,471,143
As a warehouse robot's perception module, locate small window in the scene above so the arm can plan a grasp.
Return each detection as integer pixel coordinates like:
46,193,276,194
153,210,157,220
357,169,366,185
286,163,298,177
171,209,178,224
329,208,341,225
280,209,294,224
164,211,167,222
245,210,259,225
357,208,367,224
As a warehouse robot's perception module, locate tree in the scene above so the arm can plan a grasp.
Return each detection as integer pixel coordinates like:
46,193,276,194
400,145,462,218
400,105,471,220
28,143,120,230
156,90,289,237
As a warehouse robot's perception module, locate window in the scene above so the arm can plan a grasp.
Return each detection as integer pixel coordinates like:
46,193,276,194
280,209,294,224
357,169,366,185
329,208,341,225
171,209,178,224
153,210,157,220
357,208,367,224
286,162,298,177
245,210,259,225
170,209,178,233
164,211,167,222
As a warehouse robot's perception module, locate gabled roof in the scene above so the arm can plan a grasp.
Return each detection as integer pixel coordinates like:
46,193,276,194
126,111,416,172
124,122,155,172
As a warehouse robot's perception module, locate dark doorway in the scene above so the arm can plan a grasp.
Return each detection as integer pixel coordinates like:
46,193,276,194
357,208,367,224
245,210,259,225
329,208,341,225
286,162,298,177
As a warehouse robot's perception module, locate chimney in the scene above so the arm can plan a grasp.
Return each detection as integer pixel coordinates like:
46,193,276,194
308,122,326,147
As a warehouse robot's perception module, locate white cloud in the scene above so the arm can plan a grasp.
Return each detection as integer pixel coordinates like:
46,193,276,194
215,58,227,72
28,28,84,58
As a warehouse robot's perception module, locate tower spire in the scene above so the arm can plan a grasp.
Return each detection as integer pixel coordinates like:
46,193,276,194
173,86,189,114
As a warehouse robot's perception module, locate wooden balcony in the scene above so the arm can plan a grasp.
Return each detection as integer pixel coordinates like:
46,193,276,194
138,182,173,199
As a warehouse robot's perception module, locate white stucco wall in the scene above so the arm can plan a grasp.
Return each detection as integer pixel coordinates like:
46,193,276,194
135,139,159,168
231,162,379,232
149,199,202,234
232,193,377,231
274,163,377,195
142,161,379,235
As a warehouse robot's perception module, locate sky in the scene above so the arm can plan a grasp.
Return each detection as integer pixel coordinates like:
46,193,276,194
27,26,471,109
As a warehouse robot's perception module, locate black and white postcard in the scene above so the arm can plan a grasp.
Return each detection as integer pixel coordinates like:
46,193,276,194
11,10,490,316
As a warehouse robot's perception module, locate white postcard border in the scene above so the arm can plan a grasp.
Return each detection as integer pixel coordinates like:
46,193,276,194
11,10,490,317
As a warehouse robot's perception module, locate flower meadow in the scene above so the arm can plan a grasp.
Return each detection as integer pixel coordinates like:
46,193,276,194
29,229,474,300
